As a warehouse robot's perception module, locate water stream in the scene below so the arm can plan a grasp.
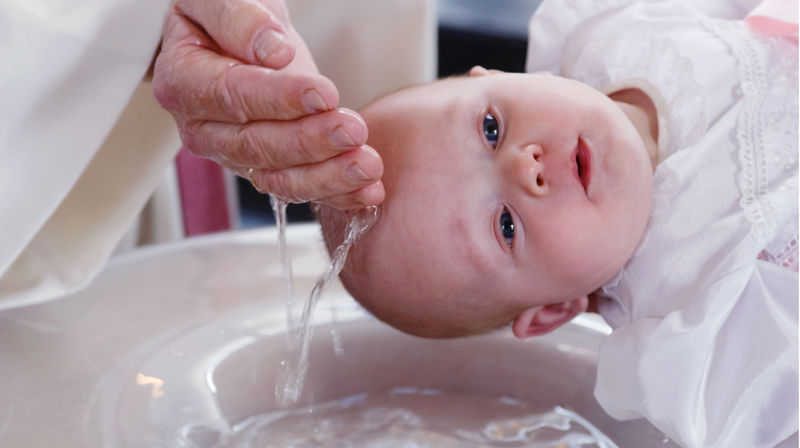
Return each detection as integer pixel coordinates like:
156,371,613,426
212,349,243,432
271,200,378,407
270,198,295,350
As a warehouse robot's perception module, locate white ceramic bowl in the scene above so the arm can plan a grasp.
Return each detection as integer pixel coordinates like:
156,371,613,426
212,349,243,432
0,224,675,447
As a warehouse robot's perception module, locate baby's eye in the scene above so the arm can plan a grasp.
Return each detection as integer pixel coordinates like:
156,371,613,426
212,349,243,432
483,112,500,148
499,208,515,247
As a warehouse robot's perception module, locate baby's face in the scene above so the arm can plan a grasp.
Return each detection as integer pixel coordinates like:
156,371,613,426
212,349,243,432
353,71,654,335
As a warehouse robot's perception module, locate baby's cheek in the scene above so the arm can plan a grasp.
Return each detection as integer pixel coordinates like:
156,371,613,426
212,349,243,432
550,212,607,266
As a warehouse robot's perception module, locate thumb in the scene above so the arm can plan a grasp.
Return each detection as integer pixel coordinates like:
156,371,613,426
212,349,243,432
174,0,296,68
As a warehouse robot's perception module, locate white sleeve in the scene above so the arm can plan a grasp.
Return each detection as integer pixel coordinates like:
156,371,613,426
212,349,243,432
525,0,761,75
595,262,799,447
0,0,173,308
525,0,638,74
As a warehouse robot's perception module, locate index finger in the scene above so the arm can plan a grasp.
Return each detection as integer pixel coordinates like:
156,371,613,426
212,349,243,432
175,0,295,68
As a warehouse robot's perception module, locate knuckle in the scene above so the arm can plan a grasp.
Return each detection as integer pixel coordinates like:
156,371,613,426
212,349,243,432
161,8,183,40
179,121,208,157
316,177,338,198
262,0,290,21
234,124,271,167
218,0,239,30
292,124,319,163
178,122,197,147
261,166,337,203
211,66,248,123
257,123,306,169
280,72,322,111
152,81,175,111
311,164,339,198
261,172,299,202
264,71,336,118
250,10,280,38
151,58,180,111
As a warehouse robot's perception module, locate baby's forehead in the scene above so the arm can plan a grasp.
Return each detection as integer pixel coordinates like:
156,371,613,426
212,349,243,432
366,76,471,116
364,203,496,297
362,77,499,207
364,79,476,148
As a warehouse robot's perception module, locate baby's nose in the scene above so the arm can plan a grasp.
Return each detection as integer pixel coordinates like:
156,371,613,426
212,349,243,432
504,144,548,197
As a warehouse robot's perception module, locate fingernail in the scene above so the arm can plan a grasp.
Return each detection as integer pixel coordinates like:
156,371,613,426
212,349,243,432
358,181,385,206
331,126,356,147
255,29,286,63
347,163,370,182
302,89,328,113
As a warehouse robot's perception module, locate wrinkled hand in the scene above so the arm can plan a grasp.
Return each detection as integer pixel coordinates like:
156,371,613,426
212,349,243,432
152,0,384,210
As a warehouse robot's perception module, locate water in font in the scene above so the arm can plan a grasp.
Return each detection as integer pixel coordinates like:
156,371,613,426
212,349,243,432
214,388,619,448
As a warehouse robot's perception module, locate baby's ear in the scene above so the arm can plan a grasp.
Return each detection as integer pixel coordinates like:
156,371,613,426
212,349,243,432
469,65,505,77
511,297,588,339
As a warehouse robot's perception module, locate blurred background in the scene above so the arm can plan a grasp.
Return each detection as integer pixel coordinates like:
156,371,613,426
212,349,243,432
237,0,542,228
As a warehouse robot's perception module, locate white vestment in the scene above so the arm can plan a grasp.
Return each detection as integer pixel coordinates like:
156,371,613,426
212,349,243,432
0,0,176,309
0,0,437,310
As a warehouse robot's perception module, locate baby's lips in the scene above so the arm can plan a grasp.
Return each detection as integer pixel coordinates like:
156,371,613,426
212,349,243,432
571,137,592,196
577,137,592,195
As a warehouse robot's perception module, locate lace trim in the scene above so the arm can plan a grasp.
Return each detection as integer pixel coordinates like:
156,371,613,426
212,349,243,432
526,0,639,63
703,19,799,249
759,235,799,272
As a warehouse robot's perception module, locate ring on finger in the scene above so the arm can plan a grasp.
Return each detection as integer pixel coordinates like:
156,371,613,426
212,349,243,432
247,167,259,190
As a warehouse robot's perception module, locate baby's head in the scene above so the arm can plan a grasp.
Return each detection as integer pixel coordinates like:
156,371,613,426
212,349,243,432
320,67,654,339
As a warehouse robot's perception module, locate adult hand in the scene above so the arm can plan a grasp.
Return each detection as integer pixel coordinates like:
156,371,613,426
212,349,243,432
152,0,384,210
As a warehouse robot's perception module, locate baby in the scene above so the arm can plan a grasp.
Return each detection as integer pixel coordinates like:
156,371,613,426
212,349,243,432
319,1,799,447
321,67,658,339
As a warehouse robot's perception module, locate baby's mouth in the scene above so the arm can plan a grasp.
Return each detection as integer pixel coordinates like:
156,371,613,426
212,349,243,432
574,138,591,195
